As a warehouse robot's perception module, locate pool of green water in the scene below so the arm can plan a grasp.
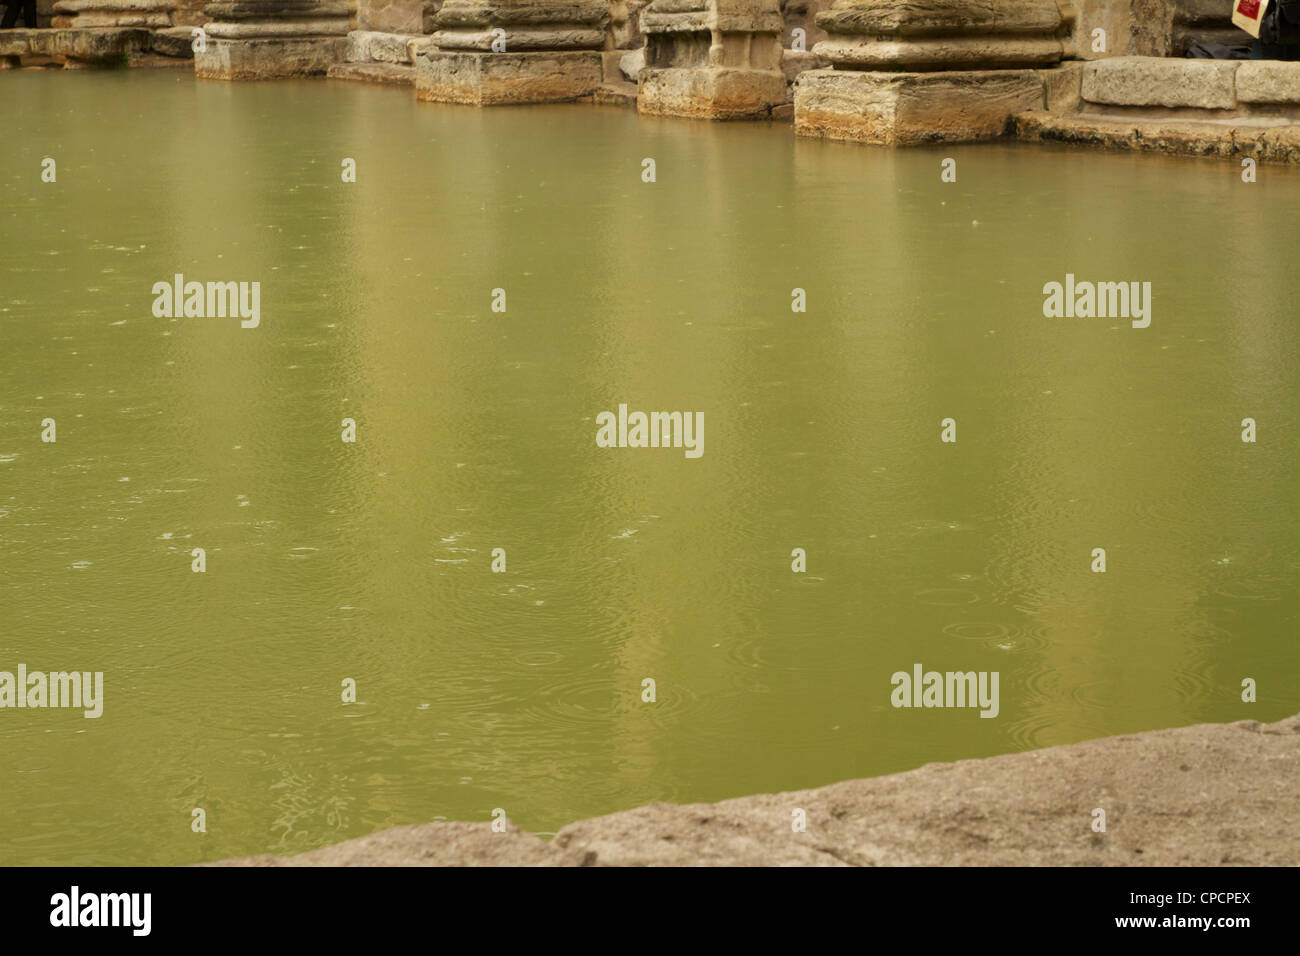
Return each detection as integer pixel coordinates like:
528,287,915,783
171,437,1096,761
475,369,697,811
1,69,1296,865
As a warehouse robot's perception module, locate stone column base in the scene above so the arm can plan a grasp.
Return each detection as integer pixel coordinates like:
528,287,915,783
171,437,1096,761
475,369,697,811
414,50,602,105
51,0,174,28
638,65,787,119
793,68,1045,146
195,35,349,79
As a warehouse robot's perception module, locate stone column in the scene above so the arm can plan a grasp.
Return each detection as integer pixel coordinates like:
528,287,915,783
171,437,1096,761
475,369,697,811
414,0,607,104
637,0,786,119
794,0,1064,144
195,0,352,79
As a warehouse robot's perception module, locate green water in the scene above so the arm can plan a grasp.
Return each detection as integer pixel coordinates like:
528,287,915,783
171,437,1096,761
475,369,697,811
1,70,1297,866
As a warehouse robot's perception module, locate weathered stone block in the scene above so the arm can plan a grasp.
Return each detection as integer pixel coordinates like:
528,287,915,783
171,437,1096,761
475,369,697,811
608,0,652,49
1081,56,1237,109
415,50,603,103
1041,59,1082,113
618,46,643,83
434,0,609,32
347,29,419,63
1236,61,1300,104
794,67,1045,145
151,25,198,56
407,36,436,60
781,48,825,84
195,36,349,78
345,29,373,61
639,64,788,118
356,0,428,34
432,27,607,50
328,60,417,84
8,26,150,58
370,31,418,63
205,19,351,37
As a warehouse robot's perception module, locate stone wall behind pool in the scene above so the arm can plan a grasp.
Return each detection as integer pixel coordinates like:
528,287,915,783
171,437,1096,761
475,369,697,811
356,0,435,34
1055,0,1237,59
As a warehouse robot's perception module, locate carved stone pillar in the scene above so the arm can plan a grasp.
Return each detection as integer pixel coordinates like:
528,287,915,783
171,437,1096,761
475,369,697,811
637,0,786,119
795,0,1064,144
414,0,607,104
194,0,352,79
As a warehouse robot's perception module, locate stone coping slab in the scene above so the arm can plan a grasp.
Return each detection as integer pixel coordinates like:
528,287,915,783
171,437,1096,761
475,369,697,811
0,27,150,59
1236,60,1300,104
1015,108,1300,162
1082,57,1300,110
1083,57,1237,109
345,30,425,65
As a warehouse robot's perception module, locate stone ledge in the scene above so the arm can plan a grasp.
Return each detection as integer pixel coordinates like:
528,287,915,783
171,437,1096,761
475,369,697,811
150,26,197,58
327,61,417,86
1236,61,1300,104
1082,56,1237,110
1014,109,1300,162
1041,60,1082,113
591,80,637,107
208,711,1300,866
0,27,150,59
433,0,610,29
430,28,606,51
205,20,352,39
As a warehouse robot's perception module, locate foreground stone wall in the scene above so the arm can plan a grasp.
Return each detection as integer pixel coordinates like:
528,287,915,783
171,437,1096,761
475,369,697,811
210,711,1300,866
